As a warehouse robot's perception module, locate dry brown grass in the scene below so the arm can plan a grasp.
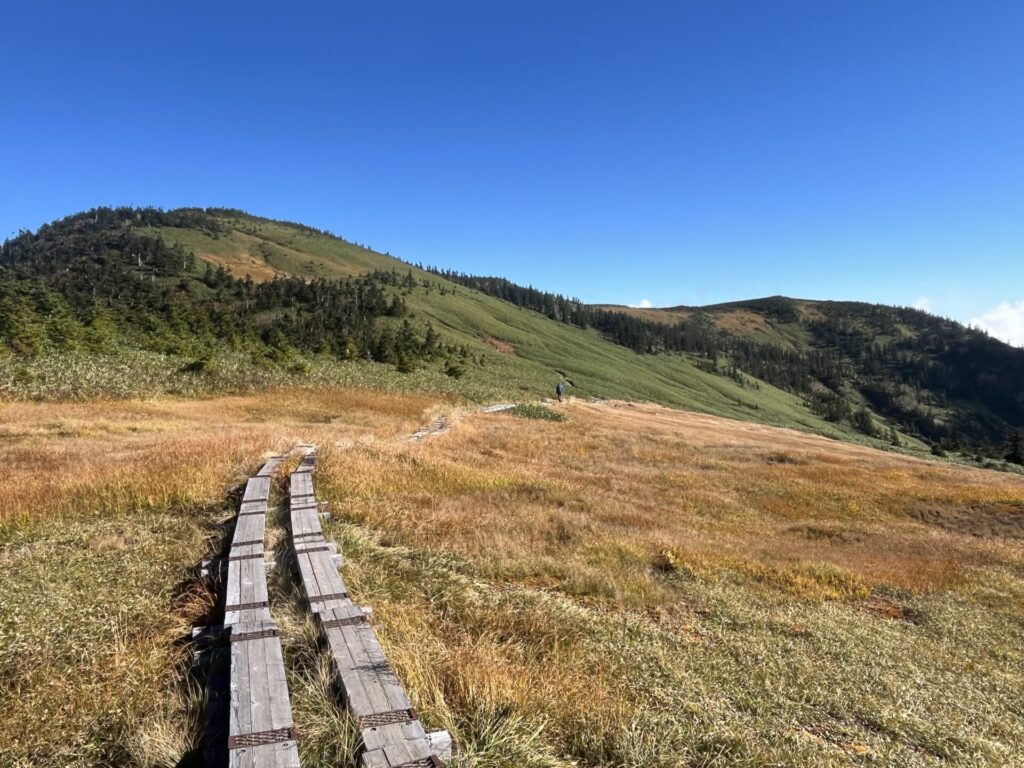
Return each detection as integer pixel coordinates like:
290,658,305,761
314,400,1024,767
0,387,445,766
326,400,1024,602
4,392,1023,766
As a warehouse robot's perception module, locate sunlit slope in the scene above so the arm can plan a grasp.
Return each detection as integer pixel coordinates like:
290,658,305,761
151,214,859,435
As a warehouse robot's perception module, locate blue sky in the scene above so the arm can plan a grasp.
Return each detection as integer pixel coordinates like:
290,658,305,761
2,2,1023,343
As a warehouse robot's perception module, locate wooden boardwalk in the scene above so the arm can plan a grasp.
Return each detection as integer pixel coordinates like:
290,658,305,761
225,455,300,768
289,449,451,768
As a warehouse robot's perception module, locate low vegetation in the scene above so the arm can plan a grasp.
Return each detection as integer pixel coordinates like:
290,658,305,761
315,400,1024,767
0,388,439,766
508,403,567,421
3,390,1022,766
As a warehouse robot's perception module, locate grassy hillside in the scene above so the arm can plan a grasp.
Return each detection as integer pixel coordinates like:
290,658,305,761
4,207,1020,464
600,295,1024,452
138,210,914,446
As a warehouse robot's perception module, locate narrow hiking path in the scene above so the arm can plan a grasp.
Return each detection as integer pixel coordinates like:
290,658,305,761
286,450,451,767
196,444,454,767
192,402,525,765
195,454,301,768
408,402,515,443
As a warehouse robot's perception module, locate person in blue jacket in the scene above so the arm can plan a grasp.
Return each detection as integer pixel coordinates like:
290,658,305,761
556,381,565,402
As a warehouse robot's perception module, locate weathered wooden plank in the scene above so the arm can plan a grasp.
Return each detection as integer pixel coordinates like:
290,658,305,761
229,741,301,768
230,632,252,744
233,513,266,548
382,740,416,767
244,476,272,503
248,637,272,737
308,551,347,602
341,624,394,716
360,748,390,768
285,455,446,766
228,622,297,767
295,552,318,597
266,635,295,733
256,456,285,477
361,720,429,753
359,627,411,713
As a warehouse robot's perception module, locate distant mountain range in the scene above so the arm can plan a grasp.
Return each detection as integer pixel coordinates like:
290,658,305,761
2,207,1021,465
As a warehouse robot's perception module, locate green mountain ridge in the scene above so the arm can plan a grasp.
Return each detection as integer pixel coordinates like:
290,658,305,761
2,206,1021,466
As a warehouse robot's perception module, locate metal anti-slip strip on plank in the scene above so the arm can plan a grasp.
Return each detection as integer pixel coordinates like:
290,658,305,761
309,592,348,603
295,544,331,553
228,552,265,561
230,627,279,642
293,532,324,540
237,510,266,517
357,707,418,728
321,614,367,629
232,539,265,547
393,758,444,768
224,600,270,612
228,726,297,749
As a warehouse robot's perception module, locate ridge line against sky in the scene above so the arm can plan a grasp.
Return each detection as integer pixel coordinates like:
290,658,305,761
2,2,1022,344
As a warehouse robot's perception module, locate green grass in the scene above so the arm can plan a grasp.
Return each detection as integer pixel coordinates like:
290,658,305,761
508,404,567,421
143,215,930,456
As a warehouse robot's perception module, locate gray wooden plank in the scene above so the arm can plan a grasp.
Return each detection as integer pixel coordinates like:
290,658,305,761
265,637,295,731
244,475,272,502
324,627,375,715
308,551,345,600
248,638,272,736
343,625,393,716
382,740,415,767
361,721,429,752
229,632,252,740
359,748,390,768
229,741,300,768
295,552,318,596
358,627,411,712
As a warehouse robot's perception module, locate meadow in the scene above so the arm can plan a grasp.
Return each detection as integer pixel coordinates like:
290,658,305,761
1,391,1022,766
0,388,442,766
313,400,1024,767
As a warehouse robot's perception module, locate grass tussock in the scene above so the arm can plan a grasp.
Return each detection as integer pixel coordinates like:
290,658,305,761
508,403,567,422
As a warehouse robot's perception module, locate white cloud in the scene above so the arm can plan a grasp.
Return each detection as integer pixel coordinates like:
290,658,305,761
912,296,933,312
628,299,653,309
969,300,1024,347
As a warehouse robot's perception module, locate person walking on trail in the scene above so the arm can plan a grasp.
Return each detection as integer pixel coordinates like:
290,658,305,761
556,381,565,402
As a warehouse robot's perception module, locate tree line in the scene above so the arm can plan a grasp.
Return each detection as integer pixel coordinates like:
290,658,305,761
425,269,1024,460
0,208,457,372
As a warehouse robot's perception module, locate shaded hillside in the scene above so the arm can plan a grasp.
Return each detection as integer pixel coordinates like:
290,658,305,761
684,296,1024,450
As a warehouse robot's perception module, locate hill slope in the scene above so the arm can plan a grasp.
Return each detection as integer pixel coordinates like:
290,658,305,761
600,295,1024,450
2,207,1021,464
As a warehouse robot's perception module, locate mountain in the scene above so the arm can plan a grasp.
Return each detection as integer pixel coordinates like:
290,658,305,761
601,295,1024,448
2,206,1021,465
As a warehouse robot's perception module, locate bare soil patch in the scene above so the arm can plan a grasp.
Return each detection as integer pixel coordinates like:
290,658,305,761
482,336,517,355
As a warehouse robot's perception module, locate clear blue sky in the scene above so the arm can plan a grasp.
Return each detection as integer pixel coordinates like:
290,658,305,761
3,2,1023,340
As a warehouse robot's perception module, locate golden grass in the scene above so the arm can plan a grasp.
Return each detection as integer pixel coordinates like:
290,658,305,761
313,400,1024,766
4,392,1023,766
0,387,445,766
325,400,1024,602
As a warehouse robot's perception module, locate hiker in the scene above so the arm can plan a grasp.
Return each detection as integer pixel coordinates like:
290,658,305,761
556,381,565,402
